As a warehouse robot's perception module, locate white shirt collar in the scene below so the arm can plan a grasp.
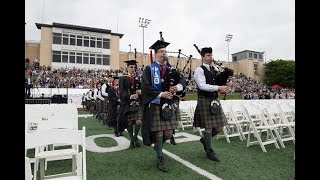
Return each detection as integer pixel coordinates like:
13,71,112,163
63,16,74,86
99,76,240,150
202,63,211,70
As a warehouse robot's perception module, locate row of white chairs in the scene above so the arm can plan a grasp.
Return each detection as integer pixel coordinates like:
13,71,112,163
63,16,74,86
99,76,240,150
177,99,295,152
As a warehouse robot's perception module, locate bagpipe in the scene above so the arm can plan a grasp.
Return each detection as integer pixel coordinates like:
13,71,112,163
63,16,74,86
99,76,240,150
193,44,234,86
128,49,142,113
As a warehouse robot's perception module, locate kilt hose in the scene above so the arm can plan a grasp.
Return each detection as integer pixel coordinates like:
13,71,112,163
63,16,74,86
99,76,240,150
96,99,101,118
85,100,90,112
90,100,96,114
127,105,143,125
150,104,177,132
193,96,228,129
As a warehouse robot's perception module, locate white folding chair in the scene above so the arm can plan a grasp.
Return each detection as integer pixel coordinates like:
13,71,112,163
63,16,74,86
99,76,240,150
25,127,86,180
25,157,33,180
243,105,280,152
216,101,244,143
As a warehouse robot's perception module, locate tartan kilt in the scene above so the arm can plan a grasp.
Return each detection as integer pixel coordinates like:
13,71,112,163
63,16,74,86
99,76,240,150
101,99,108,113
127,105,143,122
150,104,177,131
193,96,228,129
96,99,101,112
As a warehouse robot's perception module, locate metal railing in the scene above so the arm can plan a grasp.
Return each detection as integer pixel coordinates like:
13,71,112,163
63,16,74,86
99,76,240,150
25,98,51,104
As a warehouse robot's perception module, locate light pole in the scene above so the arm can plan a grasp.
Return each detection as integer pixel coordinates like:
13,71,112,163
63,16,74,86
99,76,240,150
225,34,233,62
139,17,151,65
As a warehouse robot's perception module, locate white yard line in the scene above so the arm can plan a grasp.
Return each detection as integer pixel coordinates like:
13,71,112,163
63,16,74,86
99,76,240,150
78,114,93,118
137,136,221,180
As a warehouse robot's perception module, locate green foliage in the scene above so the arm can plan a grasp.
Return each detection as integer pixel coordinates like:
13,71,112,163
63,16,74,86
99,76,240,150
264,59,295,88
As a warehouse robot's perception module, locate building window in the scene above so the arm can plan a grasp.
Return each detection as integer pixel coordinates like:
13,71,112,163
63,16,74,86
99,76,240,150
53,33,62,44
84,36,89,47
69,52,75,63
69,35,76,46
102,55,110,65
52,51,61,62
96,54,102,65
254,54,257,59
90,37,96,48
83,53,89,64
259,54,262,59
90,54,95,64
97,38,102,48
76,53,82,64
62,52,68,63
102,38,110,49
232,56,237,61
249,53,252,58
63,34,69,45
77,35,83,46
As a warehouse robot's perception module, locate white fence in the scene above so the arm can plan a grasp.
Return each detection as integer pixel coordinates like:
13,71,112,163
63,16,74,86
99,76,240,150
29,88,89,108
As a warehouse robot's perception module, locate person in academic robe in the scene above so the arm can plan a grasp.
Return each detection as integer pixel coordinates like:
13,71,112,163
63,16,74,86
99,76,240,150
107,76,121,136
141,39,185,172
118,60,143,148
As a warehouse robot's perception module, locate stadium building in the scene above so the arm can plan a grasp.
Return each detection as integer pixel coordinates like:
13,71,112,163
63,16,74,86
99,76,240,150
25,22,265,82
28,22,124,70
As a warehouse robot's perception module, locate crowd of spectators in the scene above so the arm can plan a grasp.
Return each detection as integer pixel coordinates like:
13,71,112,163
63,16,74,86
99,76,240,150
25,59,295,99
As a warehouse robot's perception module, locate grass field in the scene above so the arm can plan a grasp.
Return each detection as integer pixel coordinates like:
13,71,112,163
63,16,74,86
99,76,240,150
29,112,294,180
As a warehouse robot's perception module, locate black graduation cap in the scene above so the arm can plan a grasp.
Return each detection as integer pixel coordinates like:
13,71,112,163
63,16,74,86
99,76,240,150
200,47,212,56
149,40,170,52
124,59,138,66
113,76,119,79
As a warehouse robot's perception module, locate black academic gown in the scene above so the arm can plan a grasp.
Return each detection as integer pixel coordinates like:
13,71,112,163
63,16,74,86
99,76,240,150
117,76,130,132
141,64,186,146
107,86,119,127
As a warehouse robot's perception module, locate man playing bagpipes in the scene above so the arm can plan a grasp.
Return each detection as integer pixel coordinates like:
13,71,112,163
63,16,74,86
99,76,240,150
193,45,233,162
141,34,186,172
101,75,114,125
118,60,143,148
107,76,121,137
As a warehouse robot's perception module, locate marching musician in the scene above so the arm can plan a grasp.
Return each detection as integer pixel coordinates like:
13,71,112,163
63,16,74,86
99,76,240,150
107,76,121,137
85,89,93,112
193,46,231,162
95,81,105,120
141,38,185,172
101,75,114,125
118,59,143,149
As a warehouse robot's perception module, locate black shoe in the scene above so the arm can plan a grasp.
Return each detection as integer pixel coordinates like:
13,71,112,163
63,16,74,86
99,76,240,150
129,141,135,149
200,137,207,152
206,149,220,162
134,139,141,147
115,132,119,137
157,157,168,172
170,137,177,145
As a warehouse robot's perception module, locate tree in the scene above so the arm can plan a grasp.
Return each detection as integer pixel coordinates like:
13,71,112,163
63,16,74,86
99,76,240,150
263,59,295,88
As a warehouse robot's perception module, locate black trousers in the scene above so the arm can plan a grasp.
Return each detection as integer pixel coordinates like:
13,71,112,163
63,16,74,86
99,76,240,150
25,84,32,98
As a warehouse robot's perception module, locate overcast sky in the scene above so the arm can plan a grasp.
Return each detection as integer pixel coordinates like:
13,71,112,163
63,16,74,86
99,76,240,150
25,0,294,62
